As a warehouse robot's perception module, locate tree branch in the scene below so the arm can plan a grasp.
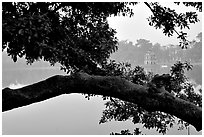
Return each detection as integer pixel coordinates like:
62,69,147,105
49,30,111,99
144,2,191,46
2,72,202,131
144,2,154,14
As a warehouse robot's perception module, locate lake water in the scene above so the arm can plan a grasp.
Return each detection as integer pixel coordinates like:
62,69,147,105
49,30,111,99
2,52,202,135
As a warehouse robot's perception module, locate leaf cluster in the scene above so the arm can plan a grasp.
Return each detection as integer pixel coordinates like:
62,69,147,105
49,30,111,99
110,128,143,135
146,2,200,48
174,2,202,12
99,61,201,134
2,2,139,73
3,2,132,73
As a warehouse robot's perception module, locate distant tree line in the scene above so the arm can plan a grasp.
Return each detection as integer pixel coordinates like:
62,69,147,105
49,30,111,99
111,32,202,66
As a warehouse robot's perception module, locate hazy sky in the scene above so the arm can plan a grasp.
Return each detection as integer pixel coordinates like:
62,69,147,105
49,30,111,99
1,2,202,135
108,2,202,45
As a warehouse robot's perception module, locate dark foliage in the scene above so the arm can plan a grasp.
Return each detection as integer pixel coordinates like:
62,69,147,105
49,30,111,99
99,61,201,134
145,2,200,48
2,2,201,73
110,128,143,135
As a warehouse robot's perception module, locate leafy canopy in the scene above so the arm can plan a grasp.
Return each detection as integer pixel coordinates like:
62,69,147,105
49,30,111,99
2,2,137,74
2,2,201,74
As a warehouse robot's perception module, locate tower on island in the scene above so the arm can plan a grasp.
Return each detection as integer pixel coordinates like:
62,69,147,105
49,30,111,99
144,50,157,73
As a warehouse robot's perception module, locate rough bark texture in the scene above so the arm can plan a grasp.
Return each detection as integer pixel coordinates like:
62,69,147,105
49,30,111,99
2,72,202,131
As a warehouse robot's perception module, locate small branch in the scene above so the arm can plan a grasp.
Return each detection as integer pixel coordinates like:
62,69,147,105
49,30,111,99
173,29,180,36
144,2,154,14
144,2,191,45
110,97,123,110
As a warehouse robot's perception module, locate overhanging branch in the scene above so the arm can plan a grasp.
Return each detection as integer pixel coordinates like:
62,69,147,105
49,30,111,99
2,72,202,131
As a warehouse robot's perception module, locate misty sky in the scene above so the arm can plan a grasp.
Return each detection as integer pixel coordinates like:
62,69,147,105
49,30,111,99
1,2,202,135
108,2,202,45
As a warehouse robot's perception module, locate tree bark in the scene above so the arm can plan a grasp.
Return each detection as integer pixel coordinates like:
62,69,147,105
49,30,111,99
2,72,202,131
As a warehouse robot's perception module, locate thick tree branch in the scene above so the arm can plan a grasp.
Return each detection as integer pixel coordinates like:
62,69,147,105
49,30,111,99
2,72,202,131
